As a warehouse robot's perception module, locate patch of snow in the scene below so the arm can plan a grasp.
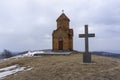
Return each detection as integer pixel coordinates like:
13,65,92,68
24,51,44,56
18,50,72,57
0,65,18,71
0,67,25,78
0,64,32,79
0,50,73,62
25,67,33,71
32,50,72,54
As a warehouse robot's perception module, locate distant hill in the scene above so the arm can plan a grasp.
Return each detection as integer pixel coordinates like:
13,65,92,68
107,50,120,54
0,51,28,59
91,51,120,59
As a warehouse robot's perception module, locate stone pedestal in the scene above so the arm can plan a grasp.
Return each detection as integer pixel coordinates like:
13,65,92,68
83,52,91,63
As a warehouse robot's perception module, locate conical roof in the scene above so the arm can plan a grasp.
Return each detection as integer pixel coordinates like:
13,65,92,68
56,13,70,22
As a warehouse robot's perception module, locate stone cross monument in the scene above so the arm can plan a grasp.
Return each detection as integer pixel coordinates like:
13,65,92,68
79,25,95,63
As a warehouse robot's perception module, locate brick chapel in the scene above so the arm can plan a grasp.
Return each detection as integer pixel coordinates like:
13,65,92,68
52,12,73,51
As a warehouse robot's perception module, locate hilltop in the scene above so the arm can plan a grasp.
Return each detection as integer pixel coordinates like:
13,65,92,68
0,52,120,80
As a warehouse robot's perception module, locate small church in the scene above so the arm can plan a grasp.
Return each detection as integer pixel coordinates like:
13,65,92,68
52,12,73,51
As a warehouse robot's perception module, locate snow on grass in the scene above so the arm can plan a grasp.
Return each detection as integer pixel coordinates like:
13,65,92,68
11,50,72,58
0,50,73,63
26,50,72,55
0,65,18,71
24,51,44,56
0,64,32,79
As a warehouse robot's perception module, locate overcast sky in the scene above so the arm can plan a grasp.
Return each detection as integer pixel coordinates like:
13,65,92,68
0,0,120,52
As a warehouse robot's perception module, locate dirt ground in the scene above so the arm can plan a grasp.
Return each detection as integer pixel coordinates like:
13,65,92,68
1,53,120,80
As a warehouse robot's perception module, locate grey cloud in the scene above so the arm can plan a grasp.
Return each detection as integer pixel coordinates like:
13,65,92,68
0,0,120,51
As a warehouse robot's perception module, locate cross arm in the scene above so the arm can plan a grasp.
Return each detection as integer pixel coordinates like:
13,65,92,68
79,34,95,38
79,34,85,38
88,34,95,37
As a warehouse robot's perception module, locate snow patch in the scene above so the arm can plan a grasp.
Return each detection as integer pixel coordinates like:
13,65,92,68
0,65,18,71
0,50,73,62
0,64,32,79
15,50,72,58
24,51,44,56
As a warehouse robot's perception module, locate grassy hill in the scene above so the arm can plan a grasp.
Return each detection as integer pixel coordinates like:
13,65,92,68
1,53,120,80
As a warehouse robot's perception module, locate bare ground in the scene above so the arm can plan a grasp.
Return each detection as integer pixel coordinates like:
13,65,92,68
0,53,120,80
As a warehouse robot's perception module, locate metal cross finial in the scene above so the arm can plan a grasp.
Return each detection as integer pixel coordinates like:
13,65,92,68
62,10,64,13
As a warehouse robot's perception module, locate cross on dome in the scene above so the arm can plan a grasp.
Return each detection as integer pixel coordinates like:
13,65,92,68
62,10,64,13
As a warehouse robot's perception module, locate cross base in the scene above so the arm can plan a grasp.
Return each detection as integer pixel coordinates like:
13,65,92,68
83,52,91,63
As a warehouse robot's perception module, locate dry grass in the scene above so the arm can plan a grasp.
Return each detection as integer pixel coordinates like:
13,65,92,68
1,53,120,80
